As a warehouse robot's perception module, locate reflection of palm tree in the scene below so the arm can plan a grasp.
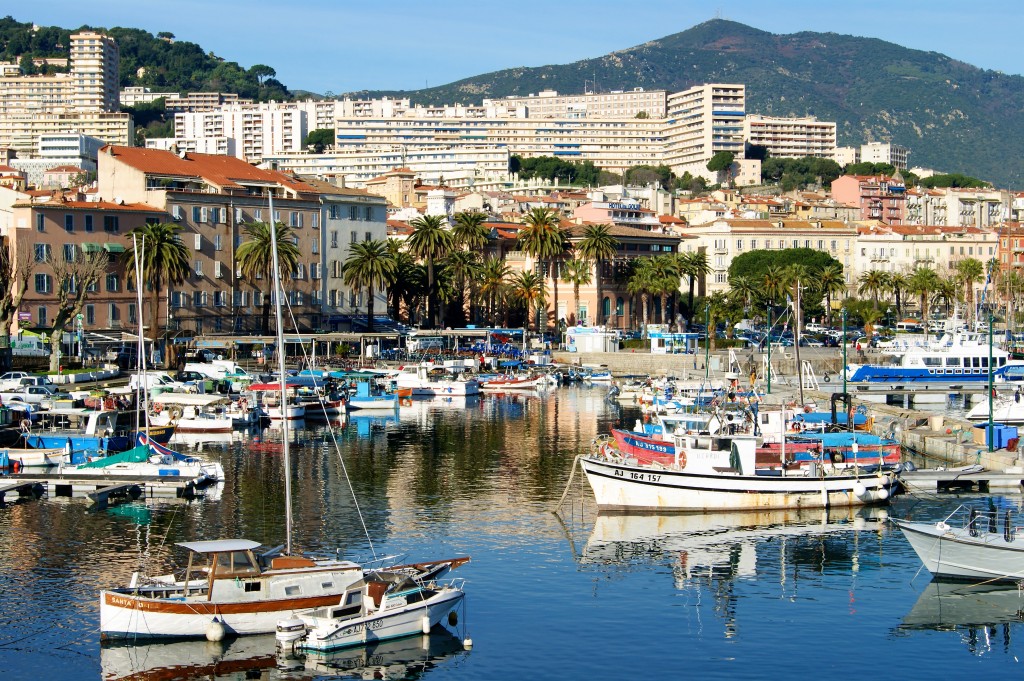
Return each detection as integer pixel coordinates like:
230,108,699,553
124,222,190,358
341,239,396,333
236,220,300,335
510,270,547,332
562,257,592,325
407,215,454,329
576,224,618,326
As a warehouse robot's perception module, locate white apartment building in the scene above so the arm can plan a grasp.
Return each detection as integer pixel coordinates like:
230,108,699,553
744,115,837,159
491,88,668,119
260,145,511,191
147,136,236,157
175,105,307,161
834,146,858,166
861,142,910,170
663,84,747,180
10,132,105,187
905,187,1007,228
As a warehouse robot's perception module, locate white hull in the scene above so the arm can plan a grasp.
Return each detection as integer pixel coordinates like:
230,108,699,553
296,589,463,651
151,413,233,433
893,517,1024,581
267,404,306,420
580,456,896,512
403,382,479,397
63,459,224,482
966,398,1024,425
1,446,68,467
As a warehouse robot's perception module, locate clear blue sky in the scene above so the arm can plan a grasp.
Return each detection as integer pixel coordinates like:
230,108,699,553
16,1,1024,94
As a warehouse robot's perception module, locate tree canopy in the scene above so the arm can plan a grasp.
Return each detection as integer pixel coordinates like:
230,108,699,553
729,248,841,284
761,155,843,191
511,156,602,186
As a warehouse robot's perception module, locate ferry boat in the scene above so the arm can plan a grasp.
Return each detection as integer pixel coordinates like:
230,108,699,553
844,330,1018,385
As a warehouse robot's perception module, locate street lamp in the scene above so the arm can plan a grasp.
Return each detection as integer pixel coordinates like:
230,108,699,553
886,307,893,332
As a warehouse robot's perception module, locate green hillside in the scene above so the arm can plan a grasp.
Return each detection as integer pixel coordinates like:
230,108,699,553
351,20,1024,188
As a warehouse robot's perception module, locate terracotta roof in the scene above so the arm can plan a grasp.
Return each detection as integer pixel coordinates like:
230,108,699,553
386,219,413,235
102,145,318,195
43,165,82,173
658,215,686,225
571,222,681,240
15,198,163,212
715,218,854,231
0,165,20,173
300,177,383,200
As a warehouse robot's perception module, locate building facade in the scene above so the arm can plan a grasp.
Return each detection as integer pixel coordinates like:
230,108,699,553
743,115,837,159
831,174,908,225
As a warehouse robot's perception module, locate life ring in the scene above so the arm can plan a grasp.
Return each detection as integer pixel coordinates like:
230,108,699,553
10,460,21,474
831,451,845,464
790,421,800,433
823,374,830,383
678,451,687,469
168,406,184,421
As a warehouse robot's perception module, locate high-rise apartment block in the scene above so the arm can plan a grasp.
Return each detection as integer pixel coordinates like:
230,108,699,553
744,115,837,159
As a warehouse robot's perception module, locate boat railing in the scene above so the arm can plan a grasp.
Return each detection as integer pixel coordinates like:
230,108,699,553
938,504,1018,542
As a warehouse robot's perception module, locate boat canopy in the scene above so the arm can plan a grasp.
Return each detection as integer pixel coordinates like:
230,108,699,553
78,444,150,468
248,383,301,391
176,539,262,554
152,394,230,407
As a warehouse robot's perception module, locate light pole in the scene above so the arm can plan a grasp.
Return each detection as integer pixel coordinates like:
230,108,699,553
842,306,848,397
704,302,710,383
766,302,772,395
989,311,995,453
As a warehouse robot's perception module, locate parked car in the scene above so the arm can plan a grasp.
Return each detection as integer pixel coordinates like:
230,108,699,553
0,371,32,390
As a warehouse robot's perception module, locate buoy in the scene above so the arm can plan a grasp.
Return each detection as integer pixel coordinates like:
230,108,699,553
463,637,473,649
421,615,431,634
448,611,458,626
852,483,867,499
877,488,889,501
205,618,227,642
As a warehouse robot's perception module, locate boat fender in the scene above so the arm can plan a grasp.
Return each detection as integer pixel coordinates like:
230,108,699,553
1005,510,1014,543
10,459,20,474
206,617,227,642
831,452,844,464
678,452,687,469
935,521,951,533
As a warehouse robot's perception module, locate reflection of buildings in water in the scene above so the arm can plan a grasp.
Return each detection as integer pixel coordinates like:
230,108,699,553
900,581,1024,657
582,507,889,636
100,629,467,681
169,430,240,451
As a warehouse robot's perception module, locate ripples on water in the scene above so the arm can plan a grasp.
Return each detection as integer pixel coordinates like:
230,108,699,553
0,386,1022,680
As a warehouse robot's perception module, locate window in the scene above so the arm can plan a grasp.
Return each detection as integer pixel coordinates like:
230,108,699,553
311,213,319,229
349,206,357,221
290,211,299,227
106,274,119,292
293,263,305,279
86,278,97,293
103,216,119,232
37,306,46,326
127,305,136,324
736,239,743,251
65,214,74,232
63,244,77,261
217,207,226,224
294,291,304,305
214,234,222,251
214,291,226,307
192,206,202,222
194,234,202,250
194,260,203,276
172,205,182,221
330,231,338,248
193,291,203,307
830,240,837,251
254,291,263,307
200,207,209,224
311,290,321,305
33,244,50,262
311,262,320,279
328,205,339,219
171,291,182,308
36,214,44,232
234,207,244,223
329,289,337,306
350,230,357,244
214,261,223,278
85,304,94,325
254,208,263,221
818,240,824,250
311,238,319,254
364,206,372,221
34,273,52,294
364,231,371,242
84,215,94,232
715,272,727,283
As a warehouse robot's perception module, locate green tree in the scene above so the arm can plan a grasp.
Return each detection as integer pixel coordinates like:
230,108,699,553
406,214,454,329
576,223,618,326
815,263,847,326
956,257,985,322
341,239,396,333
562,257,592,326
509,270,547,333
707,151,735,173
451,210,490,252
384,241,420,324
443,249,481,327
305,128,334,153
124,222,190,360
236,220,300,335
626,258,655,335
908,267,939,334
517,208,570,331
649,254,680,325
479,256,511,327
679,250,711,320
857,269,888,310
728,274,759,317
886,272,909,319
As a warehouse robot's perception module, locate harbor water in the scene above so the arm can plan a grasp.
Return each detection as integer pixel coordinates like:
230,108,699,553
1,386,1023,680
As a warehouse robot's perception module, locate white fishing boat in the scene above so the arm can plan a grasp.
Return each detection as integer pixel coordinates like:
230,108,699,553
149,394,233,433
965,393,1024,425
579,431,898,512
276,568,465,652
892,504,1024,581
0,445,70,468
395,363,481,397
247,382,306,419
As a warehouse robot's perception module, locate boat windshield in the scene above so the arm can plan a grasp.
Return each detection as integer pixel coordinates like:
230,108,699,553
213,550,260,577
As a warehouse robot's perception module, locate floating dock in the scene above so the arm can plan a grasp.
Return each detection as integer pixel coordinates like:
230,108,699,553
900,467,1024,493
0,472,212,506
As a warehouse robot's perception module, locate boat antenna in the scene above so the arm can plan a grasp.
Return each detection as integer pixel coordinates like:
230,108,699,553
268,190,293,555
132,234,150,438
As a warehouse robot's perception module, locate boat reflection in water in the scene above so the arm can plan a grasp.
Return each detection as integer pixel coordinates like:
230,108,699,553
100,628,467,680
899,581,1024,656
581,506,888,590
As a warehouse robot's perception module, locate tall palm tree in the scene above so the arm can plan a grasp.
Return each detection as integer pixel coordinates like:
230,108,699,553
235,220,300,335
762,264,789,304
956,257,985,322
509,270,547,333
575,223,618,326
679,250,710,319
406,214,454,329
933,277,960,319
706,291,732,351
649,254,680,325
341,239,396,334
562,257,592,326
384,239,417,323
451,210,490,252
479,256,511,327
626,258,655,335
908,266,939,336
815,263,846,326
124,222,190,361
858,269,888,310
443,249,481,327
728,275,760,317
517,207,570,332
887,272,909,319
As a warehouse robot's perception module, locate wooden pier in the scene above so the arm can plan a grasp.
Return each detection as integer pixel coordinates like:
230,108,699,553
900,468,1024,494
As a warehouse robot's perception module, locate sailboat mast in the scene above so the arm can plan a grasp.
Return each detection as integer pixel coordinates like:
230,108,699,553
268,191,293,555
133,235,150,437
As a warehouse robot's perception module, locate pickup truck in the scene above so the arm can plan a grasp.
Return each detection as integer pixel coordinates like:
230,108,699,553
0,384,60,405
129,372,186,392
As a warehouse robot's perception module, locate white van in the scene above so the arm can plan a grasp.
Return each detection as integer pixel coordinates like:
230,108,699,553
129,372,185,391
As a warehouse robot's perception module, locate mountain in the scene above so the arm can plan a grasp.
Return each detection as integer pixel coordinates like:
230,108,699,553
349,20,1024,188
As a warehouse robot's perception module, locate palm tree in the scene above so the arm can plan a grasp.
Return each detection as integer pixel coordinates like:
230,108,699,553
479,256,511,327
341,239,396,333
123,222,190,363
509,270,547,332
728,275,760,316
562,257,592,326
762,264,789,303
575,224,618,326
406,214,454,329
443,249,481,327
626,258,655,335
933,278,960,319
858,269,888,310
235,220,300,335
956,257,985,322
517,207,570,332
886,272,909,318
816,263,846,326
451,210,490,252
649,254,680,326
384,239,417,323
908,266,939,336
678,251,710,319
706,291,732,351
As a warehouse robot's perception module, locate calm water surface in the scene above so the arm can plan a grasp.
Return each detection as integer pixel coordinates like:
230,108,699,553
1,387,1022,680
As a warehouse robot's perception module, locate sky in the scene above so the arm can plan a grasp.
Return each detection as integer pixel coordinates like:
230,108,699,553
14,1,1024,95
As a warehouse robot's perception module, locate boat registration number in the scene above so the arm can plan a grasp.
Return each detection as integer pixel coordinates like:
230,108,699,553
339,618,385,637
614,469,661,483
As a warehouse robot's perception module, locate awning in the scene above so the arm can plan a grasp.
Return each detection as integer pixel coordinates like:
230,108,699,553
82,243,102,253
103,243,126,253
196,339,232,348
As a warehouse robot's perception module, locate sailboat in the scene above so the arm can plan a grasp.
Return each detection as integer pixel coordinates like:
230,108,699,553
99,192,469,641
